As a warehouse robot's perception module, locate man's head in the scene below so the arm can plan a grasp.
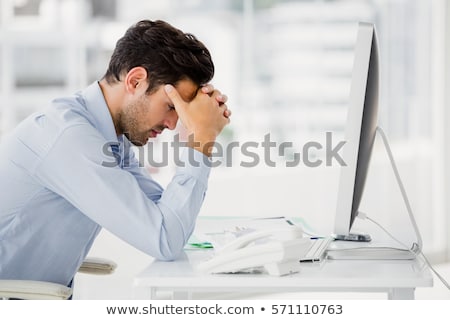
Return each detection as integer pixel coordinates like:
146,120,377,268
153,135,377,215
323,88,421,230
103,20,214,94
101,20,215,146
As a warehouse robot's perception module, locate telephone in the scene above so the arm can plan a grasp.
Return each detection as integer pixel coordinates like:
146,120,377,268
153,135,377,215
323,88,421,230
196,225,312,276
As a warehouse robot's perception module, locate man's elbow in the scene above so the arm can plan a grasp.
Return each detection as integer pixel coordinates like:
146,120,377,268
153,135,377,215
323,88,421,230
153,240,185,261
155,251,180,261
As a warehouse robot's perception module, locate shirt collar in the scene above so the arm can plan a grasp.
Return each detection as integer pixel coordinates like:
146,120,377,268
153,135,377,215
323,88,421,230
81,81,119,144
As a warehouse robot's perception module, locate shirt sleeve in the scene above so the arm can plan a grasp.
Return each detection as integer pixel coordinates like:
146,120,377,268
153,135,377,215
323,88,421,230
33,124,211,261
120,138,165,202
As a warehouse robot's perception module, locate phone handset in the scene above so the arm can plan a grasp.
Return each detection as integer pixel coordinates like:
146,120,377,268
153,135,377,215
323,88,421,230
216,225,304,254
197,225,311,276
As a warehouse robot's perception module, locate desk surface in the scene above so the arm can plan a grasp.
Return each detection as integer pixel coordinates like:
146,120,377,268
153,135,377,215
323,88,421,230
134,249,433,300
133,217,433,299
135,249,432,289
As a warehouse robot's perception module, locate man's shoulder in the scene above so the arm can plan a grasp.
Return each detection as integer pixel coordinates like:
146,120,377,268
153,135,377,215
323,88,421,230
48,92,95,128
8,94,99,154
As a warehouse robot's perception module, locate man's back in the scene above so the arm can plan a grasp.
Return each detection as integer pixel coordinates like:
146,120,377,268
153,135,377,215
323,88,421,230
0,91,102,286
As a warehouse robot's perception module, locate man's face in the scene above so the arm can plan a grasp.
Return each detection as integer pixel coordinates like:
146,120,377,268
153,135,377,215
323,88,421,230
119,79,198,146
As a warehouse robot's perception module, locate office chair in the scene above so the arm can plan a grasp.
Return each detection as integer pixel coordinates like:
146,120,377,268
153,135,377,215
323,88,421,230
0,257,117,300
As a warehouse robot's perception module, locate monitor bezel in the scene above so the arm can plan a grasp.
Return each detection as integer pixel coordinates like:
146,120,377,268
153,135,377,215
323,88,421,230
333,22,379,238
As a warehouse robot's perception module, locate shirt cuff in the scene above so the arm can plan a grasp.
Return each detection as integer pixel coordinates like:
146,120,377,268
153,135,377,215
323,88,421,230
176,147,211,184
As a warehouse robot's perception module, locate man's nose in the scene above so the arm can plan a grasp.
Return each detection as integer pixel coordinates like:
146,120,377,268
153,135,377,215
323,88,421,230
164,112,178,130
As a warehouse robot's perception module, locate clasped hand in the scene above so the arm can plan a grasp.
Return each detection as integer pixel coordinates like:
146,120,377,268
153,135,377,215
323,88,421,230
164,83,231,156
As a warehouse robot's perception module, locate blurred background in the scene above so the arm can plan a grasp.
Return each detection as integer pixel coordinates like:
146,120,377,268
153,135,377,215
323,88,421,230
1,0,449,299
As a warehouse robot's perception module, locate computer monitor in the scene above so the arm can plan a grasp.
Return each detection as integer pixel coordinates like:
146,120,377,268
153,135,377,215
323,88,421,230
333,22,379,241
329,22,422,260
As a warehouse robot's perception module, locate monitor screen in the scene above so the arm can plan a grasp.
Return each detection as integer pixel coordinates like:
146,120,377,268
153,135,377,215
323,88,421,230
333,22,379,240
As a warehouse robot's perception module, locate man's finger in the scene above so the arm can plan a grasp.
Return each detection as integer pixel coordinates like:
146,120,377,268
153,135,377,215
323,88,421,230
217,94,227,105
201,84,214,94
164,84,185,109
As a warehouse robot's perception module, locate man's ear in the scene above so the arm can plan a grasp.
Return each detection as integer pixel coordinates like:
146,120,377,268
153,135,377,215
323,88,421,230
124,67,148,94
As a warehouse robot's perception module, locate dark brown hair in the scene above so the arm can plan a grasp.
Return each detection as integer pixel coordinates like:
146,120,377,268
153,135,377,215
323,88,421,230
103,20,214,93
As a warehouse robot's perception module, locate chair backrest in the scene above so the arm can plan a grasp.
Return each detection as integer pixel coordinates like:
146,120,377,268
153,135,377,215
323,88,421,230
0,279,73,300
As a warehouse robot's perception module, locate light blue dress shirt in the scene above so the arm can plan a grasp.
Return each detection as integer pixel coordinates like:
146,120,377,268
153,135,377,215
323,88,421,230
0,82,211,286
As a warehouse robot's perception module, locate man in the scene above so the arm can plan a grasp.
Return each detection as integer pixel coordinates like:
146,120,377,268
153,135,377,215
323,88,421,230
0,20,230,286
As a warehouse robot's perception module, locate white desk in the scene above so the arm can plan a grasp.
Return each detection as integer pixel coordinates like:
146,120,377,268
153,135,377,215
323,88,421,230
133,249,433,300
133,217,433,300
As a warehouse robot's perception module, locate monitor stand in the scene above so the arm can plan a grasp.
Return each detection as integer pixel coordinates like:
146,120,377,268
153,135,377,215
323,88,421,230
326,243,418,260
333,233,371,242
328,127,422,260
